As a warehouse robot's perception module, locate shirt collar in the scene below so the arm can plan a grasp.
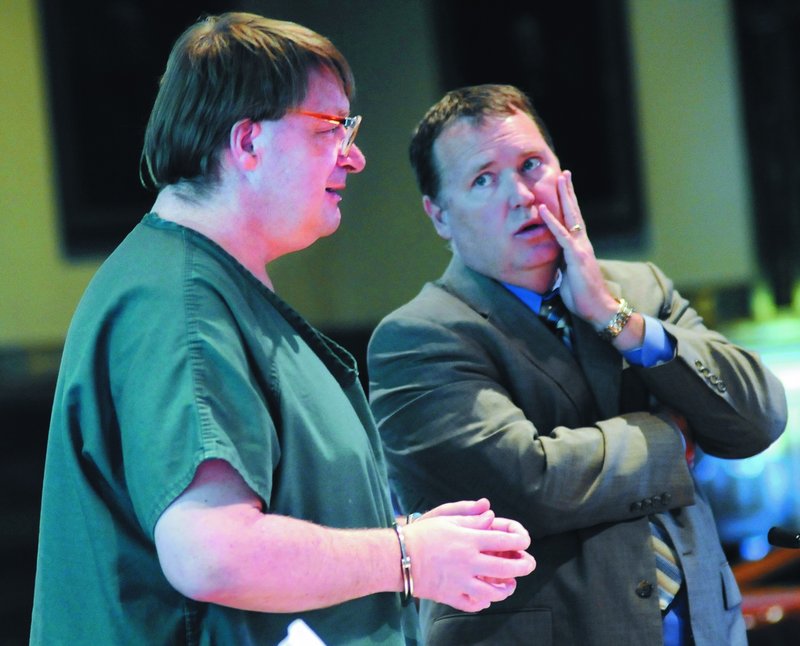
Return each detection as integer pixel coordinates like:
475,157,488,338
501,270,563,314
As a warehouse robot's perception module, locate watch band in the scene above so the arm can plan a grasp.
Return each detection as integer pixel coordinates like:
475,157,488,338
598,298,634,342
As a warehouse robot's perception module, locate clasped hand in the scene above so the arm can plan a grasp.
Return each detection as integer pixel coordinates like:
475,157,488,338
402,498,536,612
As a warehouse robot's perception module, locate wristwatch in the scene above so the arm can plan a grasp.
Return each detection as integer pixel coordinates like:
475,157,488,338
598,298,634,342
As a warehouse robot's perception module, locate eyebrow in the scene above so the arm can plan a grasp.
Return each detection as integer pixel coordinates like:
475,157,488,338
466,159,494,176
470,148,542,172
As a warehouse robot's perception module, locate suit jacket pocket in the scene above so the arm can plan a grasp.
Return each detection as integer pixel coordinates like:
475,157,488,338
426,608,552,646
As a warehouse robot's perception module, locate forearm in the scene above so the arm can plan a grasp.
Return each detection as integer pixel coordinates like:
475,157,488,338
638,341,786,456
586,260,786,456
155,461,535,614
527,415,695,531
158,506,401,612
370,321,694,538
379,383,694,538
636,280,786,455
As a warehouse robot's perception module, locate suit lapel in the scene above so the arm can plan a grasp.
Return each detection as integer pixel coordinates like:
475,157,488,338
438,257,626,420
437,258,588,413
571,316,624,419
571,277,627,419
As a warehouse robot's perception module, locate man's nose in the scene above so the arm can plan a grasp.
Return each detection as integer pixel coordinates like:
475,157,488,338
506,174,535,209
340,143,366,173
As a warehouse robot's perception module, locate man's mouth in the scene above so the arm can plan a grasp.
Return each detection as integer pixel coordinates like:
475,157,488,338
514,220,543,236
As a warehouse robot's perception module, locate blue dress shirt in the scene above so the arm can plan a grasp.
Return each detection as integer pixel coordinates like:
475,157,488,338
502,281,675,367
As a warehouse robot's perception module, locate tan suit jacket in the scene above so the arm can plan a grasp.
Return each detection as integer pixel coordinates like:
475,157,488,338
368,256,786,646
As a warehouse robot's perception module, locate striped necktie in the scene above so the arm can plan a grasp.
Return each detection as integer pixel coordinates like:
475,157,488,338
538,294,573,350
650,518,683,610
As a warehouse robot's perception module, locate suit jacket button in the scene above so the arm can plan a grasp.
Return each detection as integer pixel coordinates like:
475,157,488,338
636,580,654,598
630,501,643,512
643,497,653,509
661,492,671,504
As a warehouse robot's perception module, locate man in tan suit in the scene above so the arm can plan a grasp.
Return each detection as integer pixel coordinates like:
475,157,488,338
368,84,787,645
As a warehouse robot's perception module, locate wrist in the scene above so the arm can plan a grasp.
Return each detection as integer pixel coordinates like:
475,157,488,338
597,298,634,342
392,523,414,605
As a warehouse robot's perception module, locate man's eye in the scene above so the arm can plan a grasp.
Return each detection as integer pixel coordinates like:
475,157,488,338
472,173,491,188
522,157,542,172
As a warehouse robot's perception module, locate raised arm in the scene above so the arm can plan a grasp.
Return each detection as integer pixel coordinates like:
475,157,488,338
540,170,786,458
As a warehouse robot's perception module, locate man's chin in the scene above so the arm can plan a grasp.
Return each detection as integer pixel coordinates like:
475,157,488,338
312,208,343,241
321,209,342,237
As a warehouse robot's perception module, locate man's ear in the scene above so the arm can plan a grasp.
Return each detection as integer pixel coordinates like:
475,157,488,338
422,195,451,240
229,119,261,171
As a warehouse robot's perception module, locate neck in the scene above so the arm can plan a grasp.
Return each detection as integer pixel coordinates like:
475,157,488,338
151,186,274,290
502,267,560,295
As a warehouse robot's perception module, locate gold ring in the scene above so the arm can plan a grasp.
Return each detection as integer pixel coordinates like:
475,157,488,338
570,224,583,233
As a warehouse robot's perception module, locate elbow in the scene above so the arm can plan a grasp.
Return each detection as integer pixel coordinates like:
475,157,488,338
154,521,241,604
700,413,787,459
158,558,216,602
157,541,232,603
744,399,788,455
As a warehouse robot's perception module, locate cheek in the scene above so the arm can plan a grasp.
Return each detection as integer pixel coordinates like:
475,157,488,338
535,183,562,219
454,214,506,253
454,209,498,241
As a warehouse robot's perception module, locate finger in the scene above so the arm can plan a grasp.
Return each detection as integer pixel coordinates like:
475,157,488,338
483,549,525,560
538,203,570,242
477,575,517,584
447,587,503,613
474,527,532,552
445,510,496,530
564,169,579,206
475,550,536,579
464,576,518,604
558,170,584,228
425,498,490,519
488,516,530,538
450,593,492,613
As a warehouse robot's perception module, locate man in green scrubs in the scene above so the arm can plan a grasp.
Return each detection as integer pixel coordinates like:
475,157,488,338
29,13,535,645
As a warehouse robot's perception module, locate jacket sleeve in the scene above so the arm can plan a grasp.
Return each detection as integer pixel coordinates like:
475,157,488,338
617,261,787,459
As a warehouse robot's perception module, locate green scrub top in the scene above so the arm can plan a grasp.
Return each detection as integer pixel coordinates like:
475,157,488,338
30,213,404,645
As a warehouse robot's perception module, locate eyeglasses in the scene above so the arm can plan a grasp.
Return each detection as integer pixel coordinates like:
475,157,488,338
294,110,362,156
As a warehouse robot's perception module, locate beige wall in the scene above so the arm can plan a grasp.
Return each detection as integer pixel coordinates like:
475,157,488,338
0,0,757,346
624,0,755,286
1,0,98,347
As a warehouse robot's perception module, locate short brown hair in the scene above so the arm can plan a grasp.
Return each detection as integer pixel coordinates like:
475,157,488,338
409,84,554,200
140,12,354,192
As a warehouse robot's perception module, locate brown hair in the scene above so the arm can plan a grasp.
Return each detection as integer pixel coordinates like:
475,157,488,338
140,12,354,193
409,84,554,200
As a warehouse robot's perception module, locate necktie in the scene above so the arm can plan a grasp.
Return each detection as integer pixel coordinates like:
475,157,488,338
538,294,573,349
650,518,683,610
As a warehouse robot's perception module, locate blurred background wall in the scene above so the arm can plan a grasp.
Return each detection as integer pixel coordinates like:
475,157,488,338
0,0,765,343
2,0,800,643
